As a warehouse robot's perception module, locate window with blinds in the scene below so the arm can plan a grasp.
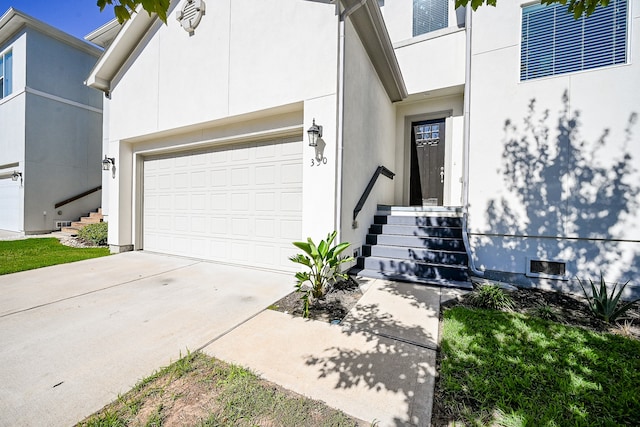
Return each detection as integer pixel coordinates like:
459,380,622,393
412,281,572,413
413,0,448,37
0,50,13,99
520,0,628,81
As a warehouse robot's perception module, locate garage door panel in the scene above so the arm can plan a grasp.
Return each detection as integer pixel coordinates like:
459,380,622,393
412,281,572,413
143,137,302,271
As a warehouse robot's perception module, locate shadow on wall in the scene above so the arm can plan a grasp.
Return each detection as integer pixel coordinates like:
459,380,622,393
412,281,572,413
473,90,639,296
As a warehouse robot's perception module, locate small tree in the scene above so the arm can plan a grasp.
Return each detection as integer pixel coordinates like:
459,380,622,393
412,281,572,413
289,231,354,318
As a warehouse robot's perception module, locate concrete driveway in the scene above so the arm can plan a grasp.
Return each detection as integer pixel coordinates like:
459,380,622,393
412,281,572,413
0,251,293,426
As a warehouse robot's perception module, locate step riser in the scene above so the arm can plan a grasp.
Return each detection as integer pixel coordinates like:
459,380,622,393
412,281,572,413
366,234,465,251
363,245,468,265
374,215,462,227
356,257,468,281
350,268,473,289
369,224,462,238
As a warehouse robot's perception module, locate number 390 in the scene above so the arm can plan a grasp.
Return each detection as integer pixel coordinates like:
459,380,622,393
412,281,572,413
311,157,328,166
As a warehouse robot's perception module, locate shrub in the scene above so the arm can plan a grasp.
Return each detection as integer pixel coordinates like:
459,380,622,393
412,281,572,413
78,222,108,246
289,231,353,318
578,273,639,323
466,284,515,311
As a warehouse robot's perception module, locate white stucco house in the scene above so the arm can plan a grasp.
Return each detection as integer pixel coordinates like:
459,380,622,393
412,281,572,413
87,0,639,297
0,8,104,234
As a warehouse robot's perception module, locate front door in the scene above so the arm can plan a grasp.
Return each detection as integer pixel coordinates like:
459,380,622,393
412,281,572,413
410,119,445,206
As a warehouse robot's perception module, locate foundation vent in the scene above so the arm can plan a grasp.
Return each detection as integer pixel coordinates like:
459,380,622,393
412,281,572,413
526,258,567,279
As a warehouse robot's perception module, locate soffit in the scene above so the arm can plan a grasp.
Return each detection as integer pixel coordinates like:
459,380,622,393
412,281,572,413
340,0,407,102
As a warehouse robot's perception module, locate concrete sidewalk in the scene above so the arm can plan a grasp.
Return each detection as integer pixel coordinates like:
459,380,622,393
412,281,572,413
204,279,463,426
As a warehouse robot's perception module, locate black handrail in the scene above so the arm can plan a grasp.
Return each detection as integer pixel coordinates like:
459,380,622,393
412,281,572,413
54,185,102,209
353,166,395,223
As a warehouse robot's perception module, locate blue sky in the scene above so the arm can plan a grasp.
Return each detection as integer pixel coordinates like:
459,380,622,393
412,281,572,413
4,0,115,41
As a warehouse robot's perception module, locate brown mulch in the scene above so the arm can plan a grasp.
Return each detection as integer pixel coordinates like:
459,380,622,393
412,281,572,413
269,277,363,323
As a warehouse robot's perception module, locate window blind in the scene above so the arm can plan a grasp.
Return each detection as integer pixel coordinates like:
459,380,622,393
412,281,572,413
413,0,449,37
520,0,627,81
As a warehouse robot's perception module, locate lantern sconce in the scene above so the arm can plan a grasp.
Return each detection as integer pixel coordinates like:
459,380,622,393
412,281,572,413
11,171,22,182
307,119,322,147
102,155,115,171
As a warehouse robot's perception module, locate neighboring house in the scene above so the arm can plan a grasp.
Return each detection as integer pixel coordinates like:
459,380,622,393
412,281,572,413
87,0,639,297
0,8,103,234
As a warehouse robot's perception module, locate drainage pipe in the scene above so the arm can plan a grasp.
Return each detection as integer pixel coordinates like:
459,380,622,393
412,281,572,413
462,6,484,278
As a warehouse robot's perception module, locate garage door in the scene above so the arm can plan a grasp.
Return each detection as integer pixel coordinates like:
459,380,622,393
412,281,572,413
143,137,303,271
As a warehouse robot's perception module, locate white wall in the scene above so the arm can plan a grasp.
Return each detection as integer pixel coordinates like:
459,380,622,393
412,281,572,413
381,0,464,43
105,0,340,251
467,0,640,293
21,29,103,233
23,94,102,233
381,0,466,95
108,0,338,142
394,94,464,206
0,32,26,231
394,29,466,95
340,20,397,255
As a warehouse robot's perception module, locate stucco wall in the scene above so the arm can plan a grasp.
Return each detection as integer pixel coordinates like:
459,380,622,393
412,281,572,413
382,0,466,95
105,0,340,250
23,94,103,233
394,94,464,206
25,28,102,109
467,0,640,294
0,25,103,233
0,32,26,231
340,20,396,256
108,0,338,142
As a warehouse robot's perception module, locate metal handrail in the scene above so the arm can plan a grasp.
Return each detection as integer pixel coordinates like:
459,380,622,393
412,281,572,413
54,185,102,209
353,165,395,224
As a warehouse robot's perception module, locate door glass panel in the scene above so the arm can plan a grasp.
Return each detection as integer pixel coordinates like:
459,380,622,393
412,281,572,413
414,124,441,147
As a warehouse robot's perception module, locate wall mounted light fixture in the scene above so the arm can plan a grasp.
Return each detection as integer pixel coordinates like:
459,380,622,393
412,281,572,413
307,119,322,147
11,171,22,182
102,155,115,171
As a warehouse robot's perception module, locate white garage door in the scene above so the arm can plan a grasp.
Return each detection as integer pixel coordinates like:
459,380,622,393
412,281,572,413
143,137,303,271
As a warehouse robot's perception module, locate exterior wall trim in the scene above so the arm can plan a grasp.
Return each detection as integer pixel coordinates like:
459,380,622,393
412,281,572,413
25,87,103,114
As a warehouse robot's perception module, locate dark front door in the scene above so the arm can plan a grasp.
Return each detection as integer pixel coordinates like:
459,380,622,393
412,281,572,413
410,119,445,206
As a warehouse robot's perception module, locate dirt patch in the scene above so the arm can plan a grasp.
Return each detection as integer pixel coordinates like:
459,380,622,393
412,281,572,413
269,277,364,323
77,353,362,426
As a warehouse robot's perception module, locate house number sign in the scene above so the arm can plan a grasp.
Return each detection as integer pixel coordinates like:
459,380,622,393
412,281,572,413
311,156,328,166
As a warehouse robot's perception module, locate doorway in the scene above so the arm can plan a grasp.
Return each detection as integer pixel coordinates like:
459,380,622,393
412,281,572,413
410,118,446,206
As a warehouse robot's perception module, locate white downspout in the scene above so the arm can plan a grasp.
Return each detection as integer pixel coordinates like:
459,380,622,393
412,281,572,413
462,5,484,278
334,0,369,243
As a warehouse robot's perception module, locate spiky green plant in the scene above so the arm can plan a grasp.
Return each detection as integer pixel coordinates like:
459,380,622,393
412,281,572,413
578,273,639,323
466,284,515,311
289,231,354,318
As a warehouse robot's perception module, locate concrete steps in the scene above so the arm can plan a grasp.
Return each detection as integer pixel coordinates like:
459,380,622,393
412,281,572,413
61,208,103,235
351,205,472,289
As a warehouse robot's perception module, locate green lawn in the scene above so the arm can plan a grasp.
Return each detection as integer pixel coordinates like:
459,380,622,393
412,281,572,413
440,307,640,426
0,238,110,275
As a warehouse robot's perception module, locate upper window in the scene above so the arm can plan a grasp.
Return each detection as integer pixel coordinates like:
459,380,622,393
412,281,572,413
0,50,13,99
413,0,448,37
520,0,628,81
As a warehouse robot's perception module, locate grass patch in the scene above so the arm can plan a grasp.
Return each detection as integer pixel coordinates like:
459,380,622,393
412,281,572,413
77,352,360,426
439,306,640,426
0,238,110,275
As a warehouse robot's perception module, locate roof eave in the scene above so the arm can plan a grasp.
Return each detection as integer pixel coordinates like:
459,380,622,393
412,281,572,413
341,0,407,102
0,8,102,57
86,8,157,93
